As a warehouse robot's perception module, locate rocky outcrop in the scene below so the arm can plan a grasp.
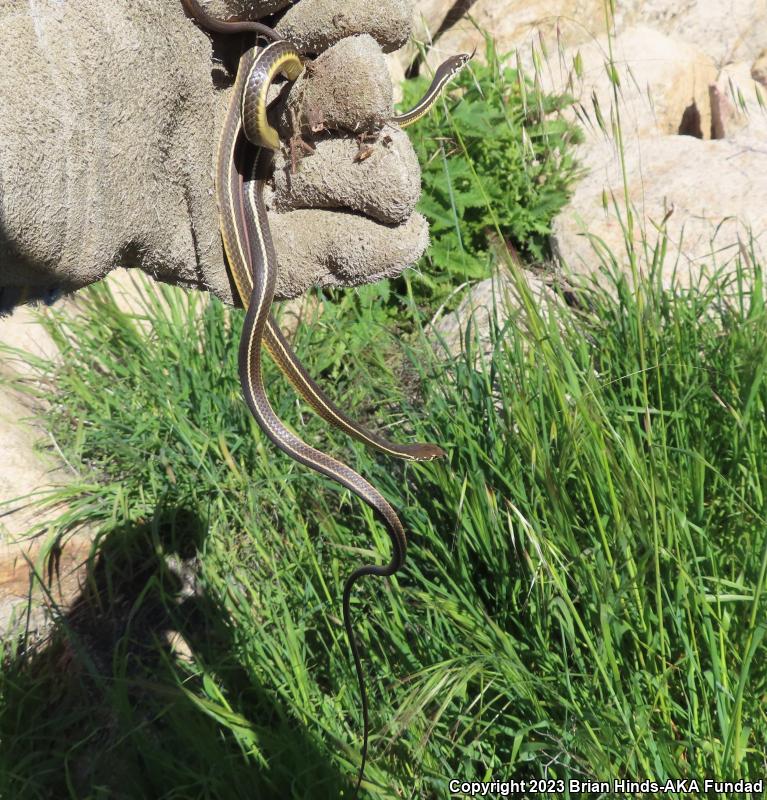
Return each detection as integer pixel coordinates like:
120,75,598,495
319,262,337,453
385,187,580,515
620,0,767,67
0,270,151,636
753,51,767,86
431,269,561,361
0,305,90,636
402,0,767,76
552,137,767,290
418,0,767,353
544,26,719,140
404,0,608,73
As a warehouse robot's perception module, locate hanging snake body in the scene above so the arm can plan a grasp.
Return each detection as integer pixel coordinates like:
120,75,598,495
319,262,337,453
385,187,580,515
181,1,470,792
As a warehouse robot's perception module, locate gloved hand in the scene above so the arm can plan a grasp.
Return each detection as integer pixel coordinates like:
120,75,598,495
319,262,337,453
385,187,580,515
0,0,427,307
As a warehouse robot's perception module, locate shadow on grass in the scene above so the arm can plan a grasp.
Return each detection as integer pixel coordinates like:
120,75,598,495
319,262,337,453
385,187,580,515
0,505,349,800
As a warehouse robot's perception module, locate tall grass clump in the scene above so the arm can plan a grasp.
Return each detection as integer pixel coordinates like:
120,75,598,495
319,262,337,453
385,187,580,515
2,4,766,796
1,247,766,797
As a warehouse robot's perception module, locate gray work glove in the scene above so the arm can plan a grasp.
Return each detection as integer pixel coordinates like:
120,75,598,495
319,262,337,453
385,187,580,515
0,0,427,306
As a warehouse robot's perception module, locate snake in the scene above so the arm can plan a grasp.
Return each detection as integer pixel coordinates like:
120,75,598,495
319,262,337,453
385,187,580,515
181,0,470,793
181,1,448,462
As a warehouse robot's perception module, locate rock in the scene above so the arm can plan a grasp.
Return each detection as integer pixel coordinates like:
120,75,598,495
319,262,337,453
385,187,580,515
276,294,323,338
0,305,66,541
0,269,154,638
620,0,767,67
411,0,457,45
710,62,767,141
450,0,765,68
389,0,471,100
540,26,717,142
0,301,89,636
431,268,560,361
0,532,93,636
398,0,480,69
387,51,407,104
418,0,608,74
753,50,767,86
408,0,767,112
411,15,730,147
552,136,767,291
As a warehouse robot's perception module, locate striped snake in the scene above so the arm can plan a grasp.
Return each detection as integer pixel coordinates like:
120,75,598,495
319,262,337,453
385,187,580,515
181,1,470,793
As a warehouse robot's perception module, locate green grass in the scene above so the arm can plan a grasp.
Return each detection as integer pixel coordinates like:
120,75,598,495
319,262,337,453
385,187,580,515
2,251,767,797
2,7,767,797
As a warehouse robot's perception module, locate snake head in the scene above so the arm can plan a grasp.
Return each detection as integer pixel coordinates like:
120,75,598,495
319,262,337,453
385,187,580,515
452,50,474,74
406,443,448,461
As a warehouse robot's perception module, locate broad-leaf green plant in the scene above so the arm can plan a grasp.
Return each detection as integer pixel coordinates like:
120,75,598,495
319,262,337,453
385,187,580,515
398,32,583,306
